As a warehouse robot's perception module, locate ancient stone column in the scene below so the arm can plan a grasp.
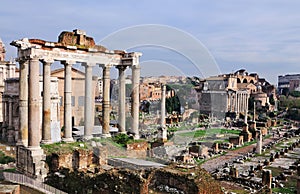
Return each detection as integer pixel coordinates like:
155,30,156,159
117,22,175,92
28,57,41,148
102,65,111,137
62,61,74,142
41,60,53,144
131,65,140,140
244,94,248,124
83,63,94,140
262,169,272,189
256,130,262,154
18,59,28,146
117,65,127,134
160,85,167,142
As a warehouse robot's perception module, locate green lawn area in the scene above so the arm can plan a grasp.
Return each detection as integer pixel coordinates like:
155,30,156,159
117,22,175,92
178,128,240,138
41,141,89,154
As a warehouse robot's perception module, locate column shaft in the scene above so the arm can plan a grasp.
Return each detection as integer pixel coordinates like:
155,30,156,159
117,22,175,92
8,100,12,127
161,85,167,141
28,57,41,148
102,66,111,137
83,64,94,139
42,61,52,144
131,65,140,139
63,62,73,142
18,60,28,146
118,66,126,133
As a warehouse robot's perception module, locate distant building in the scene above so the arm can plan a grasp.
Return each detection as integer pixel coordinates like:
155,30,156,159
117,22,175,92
198,69,276,120
140,82,162,101
289,79,300,92
278,74,300,94
199,74,249,119
0,38,18,123
0,38,5,61
51,67,98,127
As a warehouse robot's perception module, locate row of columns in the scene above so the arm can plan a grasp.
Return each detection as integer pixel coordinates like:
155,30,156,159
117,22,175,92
17,56,141,147
226,92,249,116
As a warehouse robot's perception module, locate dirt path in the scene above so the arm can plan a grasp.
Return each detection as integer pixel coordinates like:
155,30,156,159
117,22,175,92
201,137,278,173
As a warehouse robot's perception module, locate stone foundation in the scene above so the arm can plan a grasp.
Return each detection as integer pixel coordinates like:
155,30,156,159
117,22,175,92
16,145,47,180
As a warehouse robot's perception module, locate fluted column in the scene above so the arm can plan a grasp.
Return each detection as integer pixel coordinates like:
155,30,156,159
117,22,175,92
131,65,140,139
83,63,94,139
18,59,28,146
41,60,53,144
102,65,111,137
28,57,41,149
117,65,127,134
62,61,74,142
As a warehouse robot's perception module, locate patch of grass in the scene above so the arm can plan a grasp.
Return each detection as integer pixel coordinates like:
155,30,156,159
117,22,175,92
0,151,15,164
264,166,283,177
273,187,295,194
0,168,16,172
179,128,241,138
41,141,89,154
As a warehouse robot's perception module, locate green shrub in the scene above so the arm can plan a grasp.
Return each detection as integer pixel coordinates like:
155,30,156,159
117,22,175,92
0,151,15,164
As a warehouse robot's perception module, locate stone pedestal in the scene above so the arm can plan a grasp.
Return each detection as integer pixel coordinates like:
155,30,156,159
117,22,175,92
262,169,272,189
229,167,238,178
240,124,252,142
16,146,47,180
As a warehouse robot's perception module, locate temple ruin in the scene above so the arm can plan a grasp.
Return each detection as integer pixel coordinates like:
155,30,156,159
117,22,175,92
10,29,142,179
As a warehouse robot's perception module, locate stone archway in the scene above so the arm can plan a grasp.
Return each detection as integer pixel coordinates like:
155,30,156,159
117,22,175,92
237,78,241,83
243,79,248,83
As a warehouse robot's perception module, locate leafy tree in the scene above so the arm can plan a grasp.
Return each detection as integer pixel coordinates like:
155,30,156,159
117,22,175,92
290,91,300,98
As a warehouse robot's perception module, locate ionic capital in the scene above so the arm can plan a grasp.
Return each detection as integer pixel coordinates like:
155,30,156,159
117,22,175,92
116,65,127,71
29,55,40,61
40,58,54,65
99,63,112,68
16,57,29,64
61,60,76,66
81,62,96,68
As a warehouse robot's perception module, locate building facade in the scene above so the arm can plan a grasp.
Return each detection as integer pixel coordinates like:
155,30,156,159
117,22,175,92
198,69,275,120
51,67,98,127
278,74,300,94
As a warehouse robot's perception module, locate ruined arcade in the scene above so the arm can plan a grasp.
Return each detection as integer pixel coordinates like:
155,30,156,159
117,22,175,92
11,29,142,179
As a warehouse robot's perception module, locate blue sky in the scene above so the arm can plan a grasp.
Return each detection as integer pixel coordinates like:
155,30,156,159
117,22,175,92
1,0,300,84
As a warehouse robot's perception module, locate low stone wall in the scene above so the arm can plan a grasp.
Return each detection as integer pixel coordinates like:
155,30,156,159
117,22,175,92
45,166,222,194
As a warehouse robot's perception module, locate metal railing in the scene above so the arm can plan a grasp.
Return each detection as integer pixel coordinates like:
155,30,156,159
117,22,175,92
2,172,67,194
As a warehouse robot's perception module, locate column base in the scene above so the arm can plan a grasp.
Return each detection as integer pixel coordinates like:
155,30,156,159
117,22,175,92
16,140,28,147
41,140,52,145
133,134,140,140
27,146,42,152
62,137,74,143
83,135,93,141
101,133,111,138
119,131,127,134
